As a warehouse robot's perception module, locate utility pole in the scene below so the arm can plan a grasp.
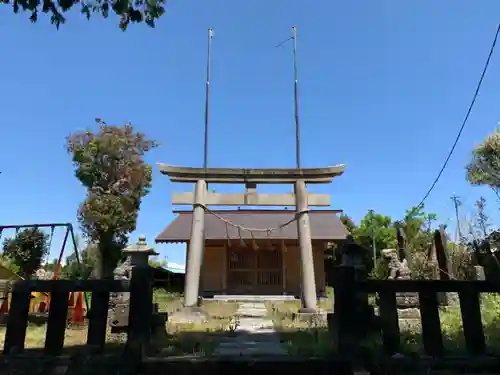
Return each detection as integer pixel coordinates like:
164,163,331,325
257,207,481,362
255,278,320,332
451,193,462,243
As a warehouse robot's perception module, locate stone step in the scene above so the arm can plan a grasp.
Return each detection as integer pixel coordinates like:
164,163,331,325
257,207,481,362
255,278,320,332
212,302,288,357
212,295,296,302
213,346,288,356
217,340,284,348
218,336,281,344
236,309,268,318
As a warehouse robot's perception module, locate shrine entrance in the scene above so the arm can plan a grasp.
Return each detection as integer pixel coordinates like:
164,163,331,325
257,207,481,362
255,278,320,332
227,247,283,295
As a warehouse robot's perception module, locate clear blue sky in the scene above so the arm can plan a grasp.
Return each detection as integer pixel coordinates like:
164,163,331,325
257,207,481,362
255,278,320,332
1,0,500,266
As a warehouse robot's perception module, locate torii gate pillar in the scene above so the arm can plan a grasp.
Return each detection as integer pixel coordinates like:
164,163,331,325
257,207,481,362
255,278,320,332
184,180,206,307
295,180,316,312
159,164,345,312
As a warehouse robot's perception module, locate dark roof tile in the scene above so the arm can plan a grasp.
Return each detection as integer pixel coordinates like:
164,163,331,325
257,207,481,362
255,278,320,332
155,210,347,243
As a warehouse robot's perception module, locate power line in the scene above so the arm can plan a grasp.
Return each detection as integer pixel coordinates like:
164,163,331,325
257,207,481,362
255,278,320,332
409,23,500,216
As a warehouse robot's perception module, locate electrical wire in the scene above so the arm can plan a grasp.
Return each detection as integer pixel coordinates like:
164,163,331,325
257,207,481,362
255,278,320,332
409,23,500,216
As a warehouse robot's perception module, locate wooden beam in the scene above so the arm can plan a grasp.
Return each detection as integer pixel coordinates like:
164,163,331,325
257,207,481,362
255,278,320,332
172,192,331,207
158,164,345,184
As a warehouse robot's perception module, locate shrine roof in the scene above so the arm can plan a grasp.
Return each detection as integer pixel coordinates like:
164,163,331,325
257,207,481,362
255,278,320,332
155,209,348,244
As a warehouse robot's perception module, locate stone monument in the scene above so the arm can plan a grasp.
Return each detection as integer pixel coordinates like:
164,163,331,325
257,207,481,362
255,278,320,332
380,248,419,316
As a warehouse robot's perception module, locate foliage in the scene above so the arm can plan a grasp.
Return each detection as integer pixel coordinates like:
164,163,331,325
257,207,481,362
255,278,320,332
466,129,500,199
460,196,500,281
0,255,21,276
468,197,493,240
66,119,158,278
352,210,396,274
448,244,473,280
3,0,167,30
353,210,396,254
149,257,168,268
368,258,389,280
339,214,356,235
393,205,437,280
408,250,436,280
44,258,59,272
63,240,101,279
2,228,50,279
399,204,436,252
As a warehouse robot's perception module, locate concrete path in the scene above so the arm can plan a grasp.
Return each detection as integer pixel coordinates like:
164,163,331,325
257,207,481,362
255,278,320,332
213,302,288,357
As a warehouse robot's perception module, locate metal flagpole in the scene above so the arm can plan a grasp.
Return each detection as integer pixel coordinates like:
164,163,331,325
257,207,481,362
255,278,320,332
203,28,214,170
292,26,301,169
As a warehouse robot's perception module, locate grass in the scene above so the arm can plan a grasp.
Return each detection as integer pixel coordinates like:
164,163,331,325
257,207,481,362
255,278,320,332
153,299,239,357
266,298,334,357
5,287,500,362
267,292,500,358
0,289,239,357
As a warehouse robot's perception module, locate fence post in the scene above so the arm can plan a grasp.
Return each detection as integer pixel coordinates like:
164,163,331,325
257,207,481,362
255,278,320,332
333,238,374,373
122,236,156,372
334,265,357,368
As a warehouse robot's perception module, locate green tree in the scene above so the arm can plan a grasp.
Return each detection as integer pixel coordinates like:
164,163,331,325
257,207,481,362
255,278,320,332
2,228,50,279
66,119,158,279
81,242,100,277
353,210,396,252
340,214,356,235
64,241,101,279
4,0,166,30
351,210,396,277
149,257,167,268
466,129,500,199
400,205,437,251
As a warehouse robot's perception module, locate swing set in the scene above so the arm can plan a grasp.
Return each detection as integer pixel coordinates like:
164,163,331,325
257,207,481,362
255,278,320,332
0,222,90,314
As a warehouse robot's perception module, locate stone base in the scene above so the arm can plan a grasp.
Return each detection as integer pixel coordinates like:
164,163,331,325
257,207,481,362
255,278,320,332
298,307,317,314
397,308,420,319
374,307,420,319
395,292,419,309
295,312,327,324
168,306,208,324
108,303,130,328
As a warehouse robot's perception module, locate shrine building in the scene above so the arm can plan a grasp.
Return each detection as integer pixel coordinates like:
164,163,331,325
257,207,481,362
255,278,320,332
154,165,348,304
156,209,347,297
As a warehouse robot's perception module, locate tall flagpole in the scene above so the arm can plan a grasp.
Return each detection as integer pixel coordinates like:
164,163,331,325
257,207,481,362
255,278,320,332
292,26,301,169
203,28,214,169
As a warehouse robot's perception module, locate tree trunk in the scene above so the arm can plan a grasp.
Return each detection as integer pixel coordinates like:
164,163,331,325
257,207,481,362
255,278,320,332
97,240,121,280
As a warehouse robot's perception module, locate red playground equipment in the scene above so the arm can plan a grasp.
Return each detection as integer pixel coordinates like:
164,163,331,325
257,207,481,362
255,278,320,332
0,222,90,323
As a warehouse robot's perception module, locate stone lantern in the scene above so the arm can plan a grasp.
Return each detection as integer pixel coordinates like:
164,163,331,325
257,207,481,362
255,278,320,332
123,235,158,268
338,236,367,275
109,236,161,333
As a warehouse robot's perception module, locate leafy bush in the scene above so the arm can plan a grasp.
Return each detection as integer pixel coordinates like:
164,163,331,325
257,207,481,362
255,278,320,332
409,250,436,280
2,228,49,278
448,245,474,280
0,255,20,276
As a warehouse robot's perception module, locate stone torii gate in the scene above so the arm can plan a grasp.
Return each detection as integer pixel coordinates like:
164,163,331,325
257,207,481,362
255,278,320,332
159,164,344,312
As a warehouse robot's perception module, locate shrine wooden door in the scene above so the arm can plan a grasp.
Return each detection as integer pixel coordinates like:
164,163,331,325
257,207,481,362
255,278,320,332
227,247,283,295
